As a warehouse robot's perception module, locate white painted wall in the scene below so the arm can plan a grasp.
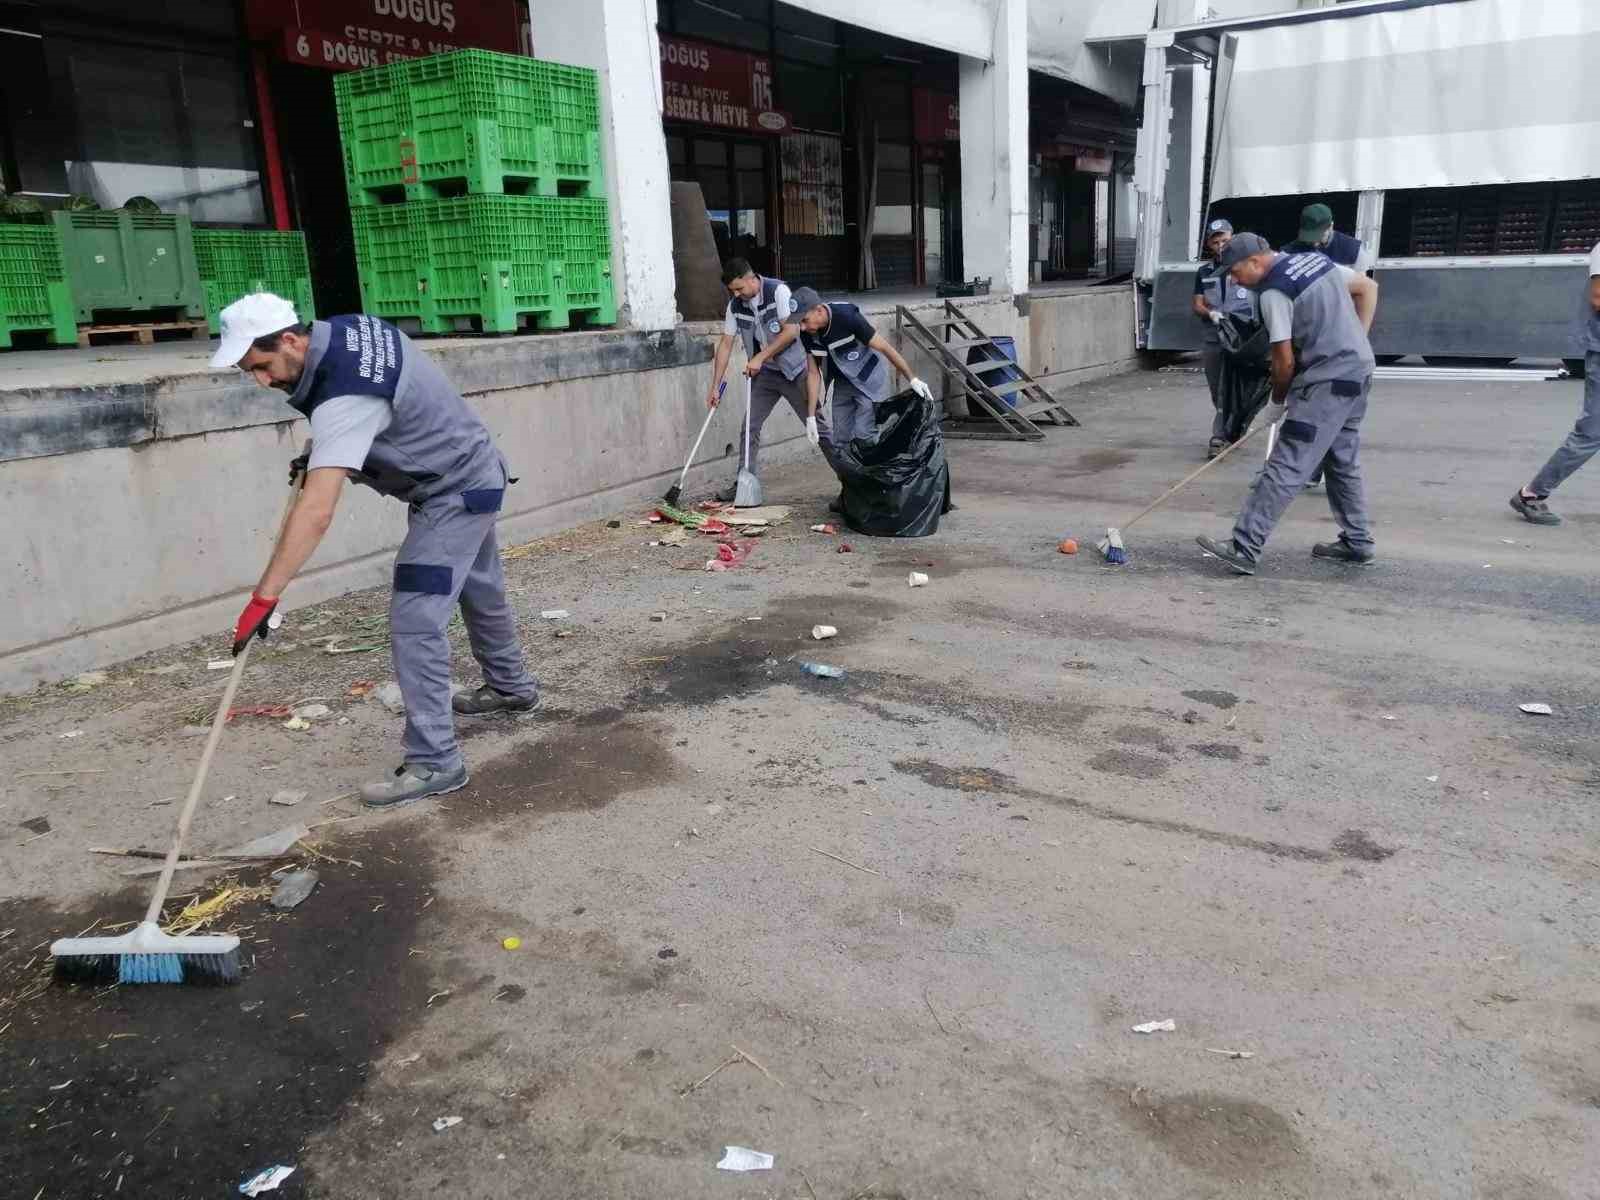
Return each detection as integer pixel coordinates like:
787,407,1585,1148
959,0,1030,294
531,0,677,330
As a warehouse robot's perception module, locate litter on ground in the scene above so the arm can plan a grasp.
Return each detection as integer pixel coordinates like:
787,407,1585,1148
208,660,233,670
239,1165,296,1196
432,1116,463,1132
269,869,319,910
812,625,838,640
1204,1048,1255,1059
716,1146,774,1172
799,662,845,679
1132,1019,1176,1034
282,716,312,732
228,705,292,723
908,571,930,587
541,609,570,619
1519,702,1554,716
269,789,308,807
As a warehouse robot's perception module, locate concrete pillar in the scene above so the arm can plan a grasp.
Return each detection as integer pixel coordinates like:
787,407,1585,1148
958,0,1028,297
531,0,676,330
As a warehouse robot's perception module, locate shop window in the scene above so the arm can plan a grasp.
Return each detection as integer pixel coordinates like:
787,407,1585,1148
49,37,264,223
778,58,841,132
780,130,848,289
672,0,771,52
1379,182,1600,258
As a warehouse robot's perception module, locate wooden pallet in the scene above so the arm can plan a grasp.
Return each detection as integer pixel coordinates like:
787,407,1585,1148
76,318,209,349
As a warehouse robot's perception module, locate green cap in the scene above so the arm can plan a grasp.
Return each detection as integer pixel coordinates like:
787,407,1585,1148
1298,202,1334,240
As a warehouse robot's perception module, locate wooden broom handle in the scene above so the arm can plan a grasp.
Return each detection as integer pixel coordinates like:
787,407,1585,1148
143,458,308,924
1119,418,1274,535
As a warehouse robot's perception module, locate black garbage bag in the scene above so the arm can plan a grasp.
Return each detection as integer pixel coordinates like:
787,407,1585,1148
833,389,953,537
1216,315,1273,443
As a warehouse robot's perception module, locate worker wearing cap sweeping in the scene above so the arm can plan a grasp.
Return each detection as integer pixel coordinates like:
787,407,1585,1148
1192,218,1260,458
1195,232,1380,575
1510,241,1600,525
782,287,933,506
213,294,541,809
706,258,828,501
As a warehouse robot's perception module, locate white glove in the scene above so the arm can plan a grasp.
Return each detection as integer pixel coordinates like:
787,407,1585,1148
909,377,934,402
1208,309,1225,325
805,416,820,447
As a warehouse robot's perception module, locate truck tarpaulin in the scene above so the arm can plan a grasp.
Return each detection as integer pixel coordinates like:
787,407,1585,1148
1209,1,1600,199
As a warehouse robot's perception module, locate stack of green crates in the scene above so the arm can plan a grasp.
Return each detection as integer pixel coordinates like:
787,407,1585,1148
51,210,206,325
0,222,77,348
192,229,316,335
337,49,614,334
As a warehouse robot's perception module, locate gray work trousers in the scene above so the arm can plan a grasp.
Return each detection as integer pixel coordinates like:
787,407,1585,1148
1201,344,1229,441
1233,376,1374,563
830,381,879,450
1528,352,1600,496
738,369,836,475
391,492,538,772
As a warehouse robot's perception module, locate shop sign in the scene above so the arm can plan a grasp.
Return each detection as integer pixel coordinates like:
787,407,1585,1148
659,34,790,135
247,1,520,69
913,89,959,143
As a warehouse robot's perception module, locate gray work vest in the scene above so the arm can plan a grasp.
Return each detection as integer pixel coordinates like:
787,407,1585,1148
1281,230,1365,268
812,303,889,402
1259,252,1375,388
1198,262,1258,344
729,277,807,381
287,316,505,504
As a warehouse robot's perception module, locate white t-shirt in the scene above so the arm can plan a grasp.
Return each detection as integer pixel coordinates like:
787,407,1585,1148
307,394,392,472
1260,264,1359,343
723,281,794,350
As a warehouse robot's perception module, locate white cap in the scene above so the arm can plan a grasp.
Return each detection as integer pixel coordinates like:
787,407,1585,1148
211,292,302,370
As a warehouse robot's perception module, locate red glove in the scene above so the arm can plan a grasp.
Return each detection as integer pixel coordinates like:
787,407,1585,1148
232,592,279,656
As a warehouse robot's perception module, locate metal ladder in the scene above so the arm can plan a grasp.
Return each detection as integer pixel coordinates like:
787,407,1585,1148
895,301,1080,441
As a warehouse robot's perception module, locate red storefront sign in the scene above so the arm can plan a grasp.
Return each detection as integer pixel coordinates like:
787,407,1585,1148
913,89,960,144
246,0,520,70
659,34,790,135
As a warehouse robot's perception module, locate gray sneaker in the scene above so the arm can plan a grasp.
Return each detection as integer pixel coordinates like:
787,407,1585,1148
1509,491,1561,526
452,684,542,716
360,762,469,810
1195,534,1257,575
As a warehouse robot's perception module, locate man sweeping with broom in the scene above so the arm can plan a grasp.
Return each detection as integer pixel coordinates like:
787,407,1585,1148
1195,232,1380,575
212,294,542,807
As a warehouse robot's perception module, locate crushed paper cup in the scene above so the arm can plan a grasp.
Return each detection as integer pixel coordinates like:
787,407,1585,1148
716,1146,774,1172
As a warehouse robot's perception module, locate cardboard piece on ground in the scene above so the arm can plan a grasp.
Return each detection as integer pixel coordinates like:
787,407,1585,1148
718,505,791,526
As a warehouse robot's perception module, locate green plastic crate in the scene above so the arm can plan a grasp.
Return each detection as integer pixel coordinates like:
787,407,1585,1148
0,223,76,348
351,195,615,334
193,229,315,334
51,210,205,323
336,50,602,205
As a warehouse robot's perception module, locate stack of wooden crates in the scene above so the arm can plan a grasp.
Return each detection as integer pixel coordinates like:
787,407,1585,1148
338,49,615,334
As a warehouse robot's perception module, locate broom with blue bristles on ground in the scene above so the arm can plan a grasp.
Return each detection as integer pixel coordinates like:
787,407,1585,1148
52,459,307,986
1097,417,1275,564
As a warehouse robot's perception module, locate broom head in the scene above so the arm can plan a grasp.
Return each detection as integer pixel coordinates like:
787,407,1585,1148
51,920,241,986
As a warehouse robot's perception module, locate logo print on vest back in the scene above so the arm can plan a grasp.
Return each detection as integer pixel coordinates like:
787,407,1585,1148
847,350,860,361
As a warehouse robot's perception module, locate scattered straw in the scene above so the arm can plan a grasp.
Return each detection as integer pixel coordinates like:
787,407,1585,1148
163,884,272,936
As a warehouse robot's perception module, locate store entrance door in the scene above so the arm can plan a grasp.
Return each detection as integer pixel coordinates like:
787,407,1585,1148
268,63,361,316
666,126,774,277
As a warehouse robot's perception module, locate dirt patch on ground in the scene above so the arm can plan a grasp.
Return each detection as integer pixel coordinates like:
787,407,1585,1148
892,758,1357,865
1109,724,1177,755
0,825,434,1199
1189,742,1243,761
1088,749,1171,779
1331,829,1398,862
1058,448,1138,477
457,720,677,823
1106,1083,1301,1178
1181,689,1239,710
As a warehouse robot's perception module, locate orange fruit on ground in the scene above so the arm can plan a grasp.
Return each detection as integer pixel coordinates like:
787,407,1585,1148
1058,538,1079,555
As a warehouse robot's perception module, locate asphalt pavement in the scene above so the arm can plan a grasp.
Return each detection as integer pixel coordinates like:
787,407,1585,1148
2,365,1596,1200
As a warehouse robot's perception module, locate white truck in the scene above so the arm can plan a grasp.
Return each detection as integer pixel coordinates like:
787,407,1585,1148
1132,0,1599,367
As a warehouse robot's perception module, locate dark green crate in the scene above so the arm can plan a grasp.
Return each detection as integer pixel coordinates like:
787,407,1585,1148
0,223,76,348
51,210,205,323
193,229,315,334
336,50,602,205
351,195,614,334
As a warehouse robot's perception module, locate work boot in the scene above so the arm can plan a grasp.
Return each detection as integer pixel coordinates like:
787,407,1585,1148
1509,490,1561,525
360,762,469,810
714,482,738,503
1311,536,1375,565
1195,534,1257,576
1207,438,1226,459
452,684,542,716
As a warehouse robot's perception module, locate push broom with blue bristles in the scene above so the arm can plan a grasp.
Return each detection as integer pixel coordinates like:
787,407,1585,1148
52,464,306,986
